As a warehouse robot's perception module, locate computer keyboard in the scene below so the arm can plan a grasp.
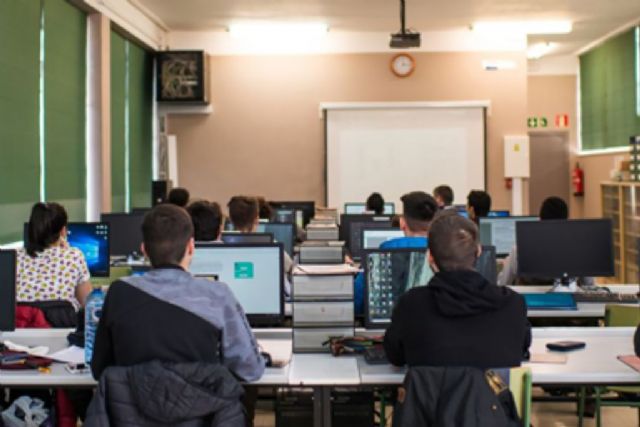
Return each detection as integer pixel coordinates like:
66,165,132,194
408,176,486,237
573,292,639,304
364,346,388,365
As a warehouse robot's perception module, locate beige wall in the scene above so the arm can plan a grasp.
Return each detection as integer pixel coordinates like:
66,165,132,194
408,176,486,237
168,52,527,210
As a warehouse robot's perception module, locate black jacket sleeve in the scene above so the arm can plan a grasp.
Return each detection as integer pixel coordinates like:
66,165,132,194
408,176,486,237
383,296,407,367
635,324,640,356
90,285,115,380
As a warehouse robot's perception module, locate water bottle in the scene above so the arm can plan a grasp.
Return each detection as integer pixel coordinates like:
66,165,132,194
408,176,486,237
85,287,105,364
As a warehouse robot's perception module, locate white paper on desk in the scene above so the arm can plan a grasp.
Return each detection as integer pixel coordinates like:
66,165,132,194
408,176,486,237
258,339,292,368
293,264,359,276
3,340,49,357
48,346,85,364
528,353,568,364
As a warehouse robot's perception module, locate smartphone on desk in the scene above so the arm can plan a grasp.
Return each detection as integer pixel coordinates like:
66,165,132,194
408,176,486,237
546,341,586,352
65,363,90,374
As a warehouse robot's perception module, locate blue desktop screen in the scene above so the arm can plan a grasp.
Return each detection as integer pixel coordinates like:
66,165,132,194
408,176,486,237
66,223,110,277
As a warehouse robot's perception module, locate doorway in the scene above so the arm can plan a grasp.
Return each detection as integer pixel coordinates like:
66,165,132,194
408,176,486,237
528,131,571,215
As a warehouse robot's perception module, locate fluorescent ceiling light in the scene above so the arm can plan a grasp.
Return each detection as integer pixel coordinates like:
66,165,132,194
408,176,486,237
527,42,557,59
473,20,572,35
228,22,329,39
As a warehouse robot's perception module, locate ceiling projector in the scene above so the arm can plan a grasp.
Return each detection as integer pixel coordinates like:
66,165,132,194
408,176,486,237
389,0,420,48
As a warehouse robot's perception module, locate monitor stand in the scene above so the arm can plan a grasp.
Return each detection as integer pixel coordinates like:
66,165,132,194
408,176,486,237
550,275,579,293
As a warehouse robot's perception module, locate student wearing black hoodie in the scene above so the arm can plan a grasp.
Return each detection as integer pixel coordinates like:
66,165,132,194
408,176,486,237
384,213,531,369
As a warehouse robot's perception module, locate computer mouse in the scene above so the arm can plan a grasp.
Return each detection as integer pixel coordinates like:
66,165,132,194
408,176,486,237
260,351,272,367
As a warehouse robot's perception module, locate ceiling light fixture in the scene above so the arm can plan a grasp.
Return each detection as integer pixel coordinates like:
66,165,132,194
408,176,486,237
527,42,557,59
472,20,573,35
228,22,329,39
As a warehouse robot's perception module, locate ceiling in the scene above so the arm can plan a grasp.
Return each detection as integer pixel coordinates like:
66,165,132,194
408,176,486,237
137,0,640,55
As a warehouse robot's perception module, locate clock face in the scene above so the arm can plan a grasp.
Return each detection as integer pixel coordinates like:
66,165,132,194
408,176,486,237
391,54,415,77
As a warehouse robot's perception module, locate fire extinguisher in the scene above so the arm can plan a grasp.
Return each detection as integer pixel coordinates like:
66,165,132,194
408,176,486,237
572,162,584,196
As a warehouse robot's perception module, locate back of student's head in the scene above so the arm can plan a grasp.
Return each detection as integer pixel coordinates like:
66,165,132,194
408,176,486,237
167,188,190,208
428,214,479,272
142,204,193,267
400,191,438,233
366,192,385,215
187,201,223,242
539,197,568,220
433,185,454,207
257,197,273,220
467,190,492,218
26,202,68,257
228,196,259,232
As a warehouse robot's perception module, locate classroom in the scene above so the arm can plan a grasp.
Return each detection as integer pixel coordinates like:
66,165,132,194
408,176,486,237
2,0,640,426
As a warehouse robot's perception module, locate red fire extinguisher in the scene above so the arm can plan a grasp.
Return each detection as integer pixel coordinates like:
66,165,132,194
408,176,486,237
572,162,584,196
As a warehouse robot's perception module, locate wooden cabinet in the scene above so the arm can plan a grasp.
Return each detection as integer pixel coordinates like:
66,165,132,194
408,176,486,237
601,182,640,283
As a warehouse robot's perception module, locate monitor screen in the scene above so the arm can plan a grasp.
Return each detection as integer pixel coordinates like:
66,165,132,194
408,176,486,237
516,219,614,279
488,210,510,218
269,201,315,227
190,243,284,326
100,212,145,257
221,233,273,244
362,228,405,250
0,250,16,332
257,223,294,256
340,214,392,261
364,248,432,329
272,208,294,224
344,202,395,215
479,216,538,256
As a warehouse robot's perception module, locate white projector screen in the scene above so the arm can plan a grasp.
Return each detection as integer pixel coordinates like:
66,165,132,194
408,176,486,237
325,104,487,212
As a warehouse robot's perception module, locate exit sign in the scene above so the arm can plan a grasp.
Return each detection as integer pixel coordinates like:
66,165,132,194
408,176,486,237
528,117,548,128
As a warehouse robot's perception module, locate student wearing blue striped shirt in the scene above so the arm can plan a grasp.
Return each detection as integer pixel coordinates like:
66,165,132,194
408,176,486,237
354,191,438,315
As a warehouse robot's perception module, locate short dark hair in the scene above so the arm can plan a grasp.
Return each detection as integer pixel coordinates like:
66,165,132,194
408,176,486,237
257,197,273,220
401,191,438,233
26,202,68,257
187,201,223,241
539,197,568,220
366,192,385,215
142,204,193,267
228,196,259,231
428,214,479,272
167,188,190,208
433,185,454,206
467,190,492,218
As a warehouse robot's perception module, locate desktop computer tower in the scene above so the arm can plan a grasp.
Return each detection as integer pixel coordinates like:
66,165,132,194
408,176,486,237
275,389,374,427
151,180,171,206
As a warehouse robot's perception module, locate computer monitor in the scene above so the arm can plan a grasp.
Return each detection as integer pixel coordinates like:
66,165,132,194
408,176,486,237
23,222,110,277
344,202,395,215
488,210,510,218
339,214,392,261
220,232,273,244
479,216,539,257
0,250,16,332
257,223,294,256
476,245,497,284
364,248,432,329
269,201,315,228
190,243,284,326
100,212,145,257
516,219,615,282
362,228,405,250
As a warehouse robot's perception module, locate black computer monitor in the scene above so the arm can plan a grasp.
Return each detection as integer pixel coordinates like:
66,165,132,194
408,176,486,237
270,201,315,228
488,210,510,218
258,223,295,256
190,242,284,326
361,228,405,250
339,214,392,261
516,219,615,282
479,216,538,257
476,245,497,284
221,232,273,244
364,248,431,329
0,250,16,332
344,202,395,215
23,222,110,277
100,212,145,257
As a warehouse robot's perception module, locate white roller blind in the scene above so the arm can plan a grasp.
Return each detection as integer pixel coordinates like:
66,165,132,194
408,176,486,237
325,103,487,211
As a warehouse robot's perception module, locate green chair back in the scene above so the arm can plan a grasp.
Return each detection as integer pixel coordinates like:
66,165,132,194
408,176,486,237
604,304,640,327
507,367,532,427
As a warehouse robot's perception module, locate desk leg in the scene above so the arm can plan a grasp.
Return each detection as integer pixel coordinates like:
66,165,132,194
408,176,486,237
313,387,332,427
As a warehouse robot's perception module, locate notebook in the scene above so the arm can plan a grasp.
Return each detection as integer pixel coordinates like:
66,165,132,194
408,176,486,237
522,293,577,310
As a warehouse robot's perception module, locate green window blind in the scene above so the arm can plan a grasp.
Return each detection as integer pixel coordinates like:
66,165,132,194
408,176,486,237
111,30,127,212
128,41,153,209
0,0,41,242
580,28,640,151
43,0,86,221
111,31,153,212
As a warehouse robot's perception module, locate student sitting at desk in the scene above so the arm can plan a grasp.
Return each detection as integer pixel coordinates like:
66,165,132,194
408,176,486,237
433,185,454,210
166,187,190,208
467,190,492,224
354,191,438,315
187,200,224,242
366,192,385,215
91,204,264,381
257,196,273,221
18,202,92,308
384,214,531,369
497,196,595,287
